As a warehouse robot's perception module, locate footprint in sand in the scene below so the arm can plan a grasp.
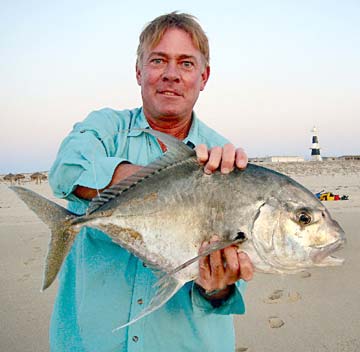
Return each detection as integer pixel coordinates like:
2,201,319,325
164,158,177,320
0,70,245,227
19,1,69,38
300,271,312,278
268,316,285,329
287,291,302,302
263,289,284,304
23,258,36,265
264,289,301,304
17,273,31,282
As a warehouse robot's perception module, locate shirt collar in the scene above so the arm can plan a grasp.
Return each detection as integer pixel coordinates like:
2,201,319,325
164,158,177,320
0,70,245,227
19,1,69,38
129,107,199,148
127,108,151,137
183,111,199,148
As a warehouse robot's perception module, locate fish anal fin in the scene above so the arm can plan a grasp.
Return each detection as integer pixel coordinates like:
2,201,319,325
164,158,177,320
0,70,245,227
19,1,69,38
112,276,184,331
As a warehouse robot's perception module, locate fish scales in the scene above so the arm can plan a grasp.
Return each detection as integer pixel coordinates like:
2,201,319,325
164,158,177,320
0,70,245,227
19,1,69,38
87,159,255,279
89,160,210,279
10,129,345,329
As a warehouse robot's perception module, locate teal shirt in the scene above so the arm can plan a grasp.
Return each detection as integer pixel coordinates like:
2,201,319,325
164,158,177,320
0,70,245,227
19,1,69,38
49,107,246,352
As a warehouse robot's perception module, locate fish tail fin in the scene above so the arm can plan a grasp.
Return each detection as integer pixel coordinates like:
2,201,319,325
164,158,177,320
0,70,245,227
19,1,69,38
112,277,184,332
10,186,77,290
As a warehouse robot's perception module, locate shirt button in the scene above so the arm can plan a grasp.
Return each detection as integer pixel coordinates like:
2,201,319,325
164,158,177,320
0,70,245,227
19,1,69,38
137,298,143,305
132,336,139,342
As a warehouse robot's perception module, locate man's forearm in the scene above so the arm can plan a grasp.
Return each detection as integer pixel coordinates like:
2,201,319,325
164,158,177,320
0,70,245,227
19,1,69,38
73,162,142,200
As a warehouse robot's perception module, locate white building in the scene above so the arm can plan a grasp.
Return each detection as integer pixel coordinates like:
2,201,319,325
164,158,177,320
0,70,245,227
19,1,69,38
251,156,305,163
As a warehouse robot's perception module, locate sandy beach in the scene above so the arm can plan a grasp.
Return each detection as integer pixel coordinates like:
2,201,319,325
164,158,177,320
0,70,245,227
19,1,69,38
1,160,359,352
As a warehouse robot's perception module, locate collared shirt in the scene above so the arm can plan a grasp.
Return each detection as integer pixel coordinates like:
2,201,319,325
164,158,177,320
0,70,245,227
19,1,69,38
49,107,246,352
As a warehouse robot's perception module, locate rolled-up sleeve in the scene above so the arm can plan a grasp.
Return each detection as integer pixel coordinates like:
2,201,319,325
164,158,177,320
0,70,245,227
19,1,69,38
49,109,129,200
190,280,246,316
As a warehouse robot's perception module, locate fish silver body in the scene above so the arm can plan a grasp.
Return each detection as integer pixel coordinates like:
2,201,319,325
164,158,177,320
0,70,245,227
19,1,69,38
83,157,344,276
11,129,345,329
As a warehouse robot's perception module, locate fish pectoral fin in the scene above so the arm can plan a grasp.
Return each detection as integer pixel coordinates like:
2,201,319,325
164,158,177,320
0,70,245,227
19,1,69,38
155,237,247,288
112,276,184,332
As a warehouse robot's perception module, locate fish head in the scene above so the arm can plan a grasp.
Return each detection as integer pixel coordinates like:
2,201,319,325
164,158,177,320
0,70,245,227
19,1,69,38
250,187,345,273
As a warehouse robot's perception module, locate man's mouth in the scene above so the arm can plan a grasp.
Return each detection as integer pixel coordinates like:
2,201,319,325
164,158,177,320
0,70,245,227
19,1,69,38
158,90,182,97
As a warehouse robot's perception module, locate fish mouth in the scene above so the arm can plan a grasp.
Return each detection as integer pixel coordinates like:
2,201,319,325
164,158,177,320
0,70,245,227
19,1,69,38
310,239,345,266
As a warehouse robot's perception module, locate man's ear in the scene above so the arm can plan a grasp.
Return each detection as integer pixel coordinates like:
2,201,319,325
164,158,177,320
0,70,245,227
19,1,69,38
200,65,210,91
136,63,142,86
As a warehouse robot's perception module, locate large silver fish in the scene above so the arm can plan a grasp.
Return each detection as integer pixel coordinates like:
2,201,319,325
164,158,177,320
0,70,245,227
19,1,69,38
11,130,345,329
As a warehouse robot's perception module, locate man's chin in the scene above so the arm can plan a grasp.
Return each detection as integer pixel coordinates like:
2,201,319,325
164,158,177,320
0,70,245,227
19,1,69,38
155,108,187,120
143,104,191,122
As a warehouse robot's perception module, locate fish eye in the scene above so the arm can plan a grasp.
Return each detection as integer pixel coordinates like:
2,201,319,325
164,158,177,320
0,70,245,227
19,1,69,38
236,231,247,241
297,211,312,225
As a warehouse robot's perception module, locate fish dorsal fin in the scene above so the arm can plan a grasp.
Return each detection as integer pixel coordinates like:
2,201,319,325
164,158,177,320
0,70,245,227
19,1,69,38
130,128,196,159
87,129,195,215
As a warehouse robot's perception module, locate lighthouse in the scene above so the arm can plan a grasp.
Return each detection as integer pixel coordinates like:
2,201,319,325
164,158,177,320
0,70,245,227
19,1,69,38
310,126,322,161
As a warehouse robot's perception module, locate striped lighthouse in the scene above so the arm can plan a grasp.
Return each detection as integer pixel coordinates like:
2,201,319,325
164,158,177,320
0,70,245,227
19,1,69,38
310,126,322,161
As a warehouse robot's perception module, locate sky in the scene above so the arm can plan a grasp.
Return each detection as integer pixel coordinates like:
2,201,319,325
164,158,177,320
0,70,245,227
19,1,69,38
1,0,359,173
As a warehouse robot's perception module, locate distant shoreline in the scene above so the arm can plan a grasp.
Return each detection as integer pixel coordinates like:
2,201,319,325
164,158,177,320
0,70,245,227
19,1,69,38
1,160,360,181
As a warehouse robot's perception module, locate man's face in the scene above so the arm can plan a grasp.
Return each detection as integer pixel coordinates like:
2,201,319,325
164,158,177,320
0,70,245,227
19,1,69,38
136,28,210,122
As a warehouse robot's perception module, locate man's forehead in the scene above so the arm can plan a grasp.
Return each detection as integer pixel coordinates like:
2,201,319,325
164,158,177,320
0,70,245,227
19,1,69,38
145,29,200,53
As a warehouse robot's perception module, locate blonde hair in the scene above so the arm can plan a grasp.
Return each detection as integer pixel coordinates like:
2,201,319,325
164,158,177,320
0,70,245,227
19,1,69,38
136,12,209,67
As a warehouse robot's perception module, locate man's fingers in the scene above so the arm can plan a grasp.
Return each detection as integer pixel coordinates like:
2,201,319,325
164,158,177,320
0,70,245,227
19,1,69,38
238,251,254,281
235,148,248,170
198,255,211,281
196,144,248,174
209,236,224,279
195,144,209,165
220,144,235,174
204,146,222,174
223,246,240,282
198,241,211,282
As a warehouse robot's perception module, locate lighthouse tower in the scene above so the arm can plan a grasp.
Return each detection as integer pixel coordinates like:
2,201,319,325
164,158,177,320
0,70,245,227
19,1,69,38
310,126,322,161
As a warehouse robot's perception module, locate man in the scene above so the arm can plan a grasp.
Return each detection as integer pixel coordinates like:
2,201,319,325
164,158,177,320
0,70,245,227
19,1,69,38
49,12,253,351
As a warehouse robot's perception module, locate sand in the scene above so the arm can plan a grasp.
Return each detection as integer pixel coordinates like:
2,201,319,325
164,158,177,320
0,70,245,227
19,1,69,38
1,161,359,352
235,161,360,352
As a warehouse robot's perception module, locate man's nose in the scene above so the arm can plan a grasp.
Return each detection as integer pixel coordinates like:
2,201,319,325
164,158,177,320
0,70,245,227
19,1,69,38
162,61,180,82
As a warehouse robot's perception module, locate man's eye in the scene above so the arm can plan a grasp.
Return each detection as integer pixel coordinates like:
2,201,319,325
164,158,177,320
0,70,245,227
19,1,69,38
181,61,194,68
151,58,164,64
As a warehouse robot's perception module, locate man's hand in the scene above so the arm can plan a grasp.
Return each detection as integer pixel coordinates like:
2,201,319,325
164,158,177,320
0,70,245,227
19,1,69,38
195,236,253,301
195,143,248,175
74,142,246,200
